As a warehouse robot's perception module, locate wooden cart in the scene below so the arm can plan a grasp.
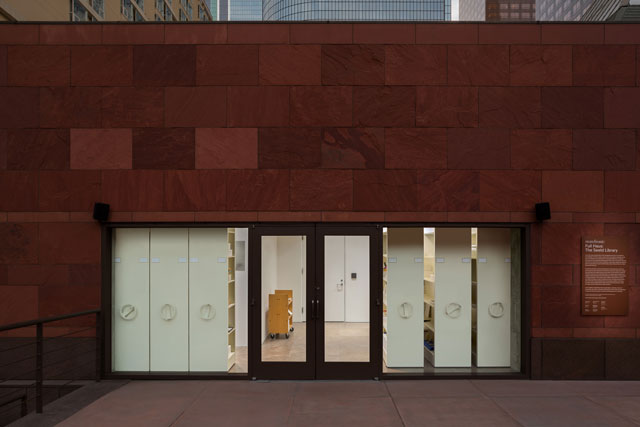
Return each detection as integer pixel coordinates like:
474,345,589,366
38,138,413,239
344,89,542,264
268,290,294,339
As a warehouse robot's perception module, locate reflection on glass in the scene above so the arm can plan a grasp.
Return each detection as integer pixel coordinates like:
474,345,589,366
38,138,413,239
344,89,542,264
261,236,306,362
325,236,370,362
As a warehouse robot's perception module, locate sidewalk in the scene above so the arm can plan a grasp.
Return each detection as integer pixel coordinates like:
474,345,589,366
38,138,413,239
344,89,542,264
41,380,640,426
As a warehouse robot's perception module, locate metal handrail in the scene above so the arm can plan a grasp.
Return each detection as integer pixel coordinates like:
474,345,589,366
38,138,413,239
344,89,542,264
0,309,101,415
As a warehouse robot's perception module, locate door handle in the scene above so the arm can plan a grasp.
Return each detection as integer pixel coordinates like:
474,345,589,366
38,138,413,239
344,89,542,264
316,299,321,319
311,299,316,319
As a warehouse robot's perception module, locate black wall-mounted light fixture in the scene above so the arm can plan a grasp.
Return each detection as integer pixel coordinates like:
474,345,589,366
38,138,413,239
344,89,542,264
93,202,110,222
535,202,551,222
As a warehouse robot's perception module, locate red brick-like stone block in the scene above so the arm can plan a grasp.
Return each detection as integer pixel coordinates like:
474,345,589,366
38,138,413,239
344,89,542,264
604,287,640,328
416,86,478,128
573,45,636,87
604,88,640,129
227,24,289,44
102,24,164,44
228,86,289,127
259,45,321,85
321,128,384,169
448,45,509,86
573,212,636,223
541,222,604,265
605,24,640,44
447,212,510,222
39,285,99,319
322,211,385,222
479,87,541,128
131,212,195,222
70,129,132,170
196,45,258,85
0,286,38,325
510,45,572,86
291,86,352,127
418,170,479,212
353,170,417,211
0,24,38,44
511,130,571,170
290,24,352,44
8,46,69,86
541,24,604,45
133,128,195,170
448,128,510,170
101,87,164,128
7,129,69,170
39,222,101,264
7,212,69,222
69,264,100,287
385,212,447,222
290,170,353,211
40,25,101,44
479,24,540,44
258,211,322,222
541,286,603,328
41,87,102,129
321,45,384,86
0,46,6,86
71,46,133,86
532,265,573,286
164,24,227,44
0,130,6,170
385,128,446,169
0,223,38,264
542,171,603,213
385,45,446,85
101,170,164,211
196,128,258,169
8,265,69,286
353,86,415,127
0,172,38,211
353,24,414,44
605,172,640,212
573,130,636,171
604,224,640,264
195,212,257,222
541,87,603,129
0,88,39,128
479,170,541,211
165,86,226,127
226,170,289,211
574,328,636,338
259,128,322,169
415,23,478,44
39,171,101,212
133,45,195,86
164,170,226,211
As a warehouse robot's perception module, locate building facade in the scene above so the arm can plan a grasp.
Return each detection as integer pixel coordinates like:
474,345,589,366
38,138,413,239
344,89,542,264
536,0,594,21
459,0,535,21
263,0,451,21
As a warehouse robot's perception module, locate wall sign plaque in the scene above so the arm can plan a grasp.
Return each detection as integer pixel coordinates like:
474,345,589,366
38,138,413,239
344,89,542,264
582,237,629,316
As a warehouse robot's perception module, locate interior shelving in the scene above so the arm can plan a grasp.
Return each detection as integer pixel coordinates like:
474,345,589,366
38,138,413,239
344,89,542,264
227,228,236,370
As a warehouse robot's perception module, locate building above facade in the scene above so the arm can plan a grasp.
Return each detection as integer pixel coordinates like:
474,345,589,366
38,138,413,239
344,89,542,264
459,0,535,21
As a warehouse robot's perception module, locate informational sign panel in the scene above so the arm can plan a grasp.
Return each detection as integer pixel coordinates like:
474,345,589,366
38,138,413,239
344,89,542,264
582,237,629,316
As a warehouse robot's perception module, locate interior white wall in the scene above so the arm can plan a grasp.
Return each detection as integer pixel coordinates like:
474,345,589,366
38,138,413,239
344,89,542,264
261,236,278,343
345,236,370,323
276,236,304,323
235,228,248,347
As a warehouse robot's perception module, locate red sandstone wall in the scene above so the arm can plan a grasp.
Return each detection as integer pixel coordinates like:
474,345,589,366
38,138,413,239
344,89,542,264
0,23,639,339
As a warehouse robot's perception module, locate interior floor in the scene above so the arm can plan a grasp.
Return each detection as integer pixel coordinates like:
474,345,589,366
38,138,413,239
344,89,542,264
261,322,306,362
229,346,248,373
384,360,519,375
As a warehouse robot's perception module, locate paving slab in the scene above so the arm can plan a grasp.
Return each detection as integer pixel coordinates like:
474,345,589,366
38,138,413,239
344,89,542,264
287,396,402,427
471,380,578,397
585,396,640,424
385,380,481,398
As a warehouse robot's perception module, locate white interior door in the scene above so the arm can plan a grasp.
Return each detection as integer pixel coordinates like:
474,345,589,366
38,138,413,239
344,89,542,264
149,228,189,371
345,236,370,322
324,236,345,322
112,228,150,372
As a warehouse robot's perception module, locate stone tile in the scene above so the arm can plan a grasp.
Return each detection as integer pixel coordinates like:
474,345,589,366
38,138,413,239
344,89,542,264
259,128,322,169
396,397,518,427
196,128,257,169
291,86,352,127
7,129,69,170
605,172,640,212
102,24,164,44
385,128,446,169
68,264,101,287
39,222,101,265
71,46,132,86
542,171,603,213
132,128,195,170
322,128,384,169
541,24,604,44
259,45,321,85
541,222,604,265
163,170,226,211
494,396,633,426
479,170,541,211
385,45,447,85
321,45,384,85
0,130,6,170
573,130,635,170
542,286,604,329
196,45,258,85
101,87,164,128
8,45,69,86
606,340,640,380
165,86,226,127
227,24,289,44
353,86,415,127
479,87,541,129
510,45,572,86
542,87,603,129
0,46,6,86
39,284,99,319
290,23,352,44
228,86,289,127
164,24,226,44
0,88,39,128
0,24,39,44
386,380,480,398
70,129,132,170
0,223,38,264
353,23,414,44
101,170,164,211
226,170,289,211
39,171,101,212
0,286,38,326
480,24,540,44
353,170,417,212
605,88,640,129
416,86,478,128
416,23,478,44
40,87,101,129
418,170,479,212
471,380,577,397
531,265,573,286
573,45,636,86
511,130,572,170
0,171,38,211
133,45,195,86
290,169,352,211
604,223,640,264
448,128,510,170
448,45,509,86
